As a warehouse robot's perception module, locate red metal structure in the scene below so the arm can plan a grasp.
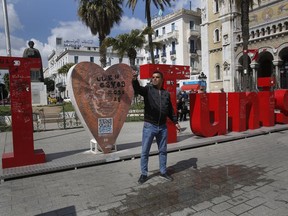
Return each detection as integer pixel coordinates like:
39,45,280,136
140,64,190,143
1,56,45,168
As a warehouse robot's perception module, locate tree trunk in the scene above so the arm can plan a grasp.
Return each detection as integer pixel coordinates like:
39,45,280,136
128,48,137,66
99,35,107,68
146,1,155,64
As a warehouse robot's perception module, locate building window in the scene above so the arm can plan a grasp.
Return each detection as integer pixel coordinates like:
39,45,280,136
278,23,283,32
56,38,62,46
171,23,175,31
214,0,219,13
272,25,276,33
74,56,79,64
155,48,160,58
261,28,265,36
285,22,288,30
215,65,221,80
267,27,271,35
171,41,176,54
155,29,159,37
190,21,195,30
162,27,166,35
90,57,94,62
161,45,166,57
214,29,220,42
190,58,195,69
190,39,195,53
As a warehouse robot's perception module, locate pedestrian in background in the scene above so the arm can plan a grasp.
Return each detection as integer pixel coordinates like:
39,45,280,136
132,69,181,184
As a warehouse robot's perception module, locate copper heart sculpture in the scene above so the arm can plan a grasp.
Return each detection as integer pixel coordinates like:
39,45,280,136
67,62,134,153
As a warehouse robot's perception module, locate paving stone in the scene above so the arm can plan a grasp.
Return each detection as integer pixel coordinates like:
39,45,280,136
228,203,253,215
227,196,249,206
1,122,288,215
247,205,275,216
210,202,233,213
211,195,230,204
245,197,266,207
191,201,214,212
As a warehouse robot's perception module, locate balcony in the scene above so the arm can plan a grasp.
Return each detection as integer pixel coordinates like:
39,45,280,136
170,50,176,55
154,54,160,59
154,30,179,43
170,50,176,60
189,49,198,58
187,26,201,38
161,52,167,57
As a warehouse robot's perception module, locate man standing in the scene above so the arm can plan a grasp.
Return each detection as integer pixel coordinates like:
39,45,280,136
132,70,181,184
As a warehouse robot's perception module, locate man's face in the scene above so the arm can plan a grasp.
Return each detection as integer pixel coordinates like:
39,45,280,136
151,72,163,88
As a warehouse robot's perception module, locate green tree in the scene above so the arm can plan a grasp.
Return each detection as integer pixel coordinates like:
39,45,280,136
3,73,9,93
78,0,123,68
232,0,261,91
58,63,75,74
44,78,55,92
104,29,146,66
126,0,174,64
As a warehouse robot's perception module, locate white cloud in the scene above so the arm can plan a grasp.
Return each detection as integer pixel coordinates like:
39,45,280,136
47,21,98,47
113,16,146,32
0,3,23,32
171,0,201,11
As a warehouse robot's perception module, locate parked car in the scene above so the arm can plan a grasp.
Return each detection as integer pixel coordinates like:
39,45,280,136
63,97,71,103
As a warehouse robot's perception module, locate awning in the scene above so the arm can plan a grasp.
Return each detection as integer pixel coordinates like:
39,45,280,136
181,84,200,91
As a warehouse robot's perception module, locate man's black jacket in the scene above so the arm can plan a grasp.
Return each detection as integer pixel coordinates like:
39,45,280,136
132,79,178,126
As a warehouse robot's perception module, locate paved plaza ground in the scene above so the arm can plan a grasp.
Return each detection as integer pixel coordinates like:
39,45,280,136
1,121,288,215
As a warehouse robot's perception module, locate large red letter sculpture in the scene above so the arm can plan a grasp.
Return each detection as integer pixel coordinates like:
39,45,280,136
274,89,288,124
258,91,275,127
190,93,226,137
228,92,260,132
1,56,45,168
140,64,190,143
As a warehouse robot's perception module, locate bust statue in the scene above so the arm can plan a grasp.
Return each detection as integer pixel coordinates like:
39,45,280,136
23,41,44,82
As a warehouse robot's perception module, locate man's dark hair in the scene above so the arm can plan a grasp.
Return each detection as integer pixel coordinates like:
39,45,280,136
153,70,163,79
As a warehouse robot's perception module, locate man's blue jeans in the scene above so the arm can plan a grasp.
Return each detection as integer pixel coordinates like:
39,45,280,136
141,122,168,176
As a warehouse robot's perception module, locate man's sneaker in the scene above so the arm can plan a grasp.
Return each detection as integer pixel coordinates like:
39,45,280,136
160,173,174,181
138,175,148,184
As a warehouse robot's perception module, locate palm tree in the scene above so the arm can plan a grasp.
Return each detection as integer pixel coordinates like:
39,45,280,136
58,63,75,75
103,29,146,66
126,0,173,64
232,0,261,91
78,0,123,68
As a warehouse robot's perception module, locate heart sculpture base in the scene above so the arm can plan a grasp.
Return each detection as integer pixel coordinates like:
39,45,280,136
68,63,134,153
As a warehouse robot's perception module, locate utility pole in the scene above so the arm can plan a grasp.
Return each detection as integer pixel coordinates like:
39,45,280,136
2,0,12,56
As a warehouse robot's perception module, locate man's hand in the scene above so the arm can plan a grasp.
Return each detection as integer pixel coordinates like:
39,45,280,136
132,70,138,81
175,123,181,132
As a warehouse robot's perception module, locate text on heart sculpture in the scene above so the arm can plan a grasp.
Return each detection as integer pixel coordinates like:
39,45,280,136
69,62,134,153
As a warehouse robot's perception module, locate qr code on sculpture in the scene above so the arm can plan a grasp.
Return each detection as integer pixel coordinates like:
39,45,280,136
98,118,113,134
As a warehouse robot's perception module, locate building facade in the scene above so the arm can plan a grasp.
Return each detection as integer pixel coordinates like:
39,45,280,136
143,8,202,89
201,0,288,92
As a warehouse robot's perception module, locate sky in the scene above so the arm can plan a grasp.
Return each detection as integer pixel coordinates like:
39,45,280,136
0,0,201,71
